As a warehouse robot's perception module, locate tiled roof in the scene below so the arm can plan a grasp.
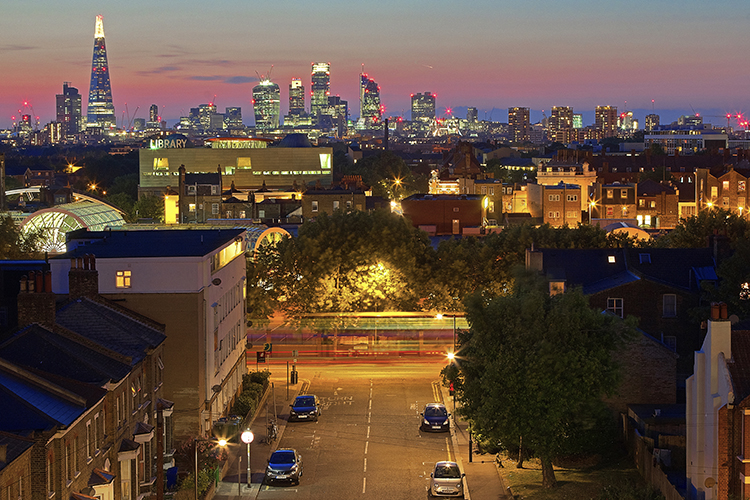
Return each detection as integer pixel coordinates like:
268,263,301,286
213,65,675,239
0,324,130,385
55,298,166,366
0,431,34,472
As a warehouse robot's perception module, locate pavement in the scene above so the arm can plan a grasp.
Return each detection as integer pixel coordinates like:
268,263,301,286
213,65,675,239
212,375,510,500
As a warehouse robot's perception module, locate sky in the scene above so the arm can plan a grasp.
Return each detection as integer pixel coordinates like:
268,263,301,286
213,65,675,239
2,0,749,130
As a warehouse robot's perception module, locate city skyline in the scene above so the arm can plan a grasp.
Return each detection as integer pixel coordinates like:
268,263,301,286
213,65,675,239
2,0,749,130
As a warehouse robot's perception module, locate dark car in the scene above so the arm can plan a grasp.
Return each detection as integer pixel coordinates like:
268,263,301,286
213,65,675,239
289,395,321,421
420,402,450,432
264,449,303,485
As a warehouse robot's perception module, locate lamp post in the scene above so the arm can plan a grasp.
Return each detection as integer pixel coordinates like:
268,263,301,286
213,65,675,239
452,313,457,353
241,429,254,487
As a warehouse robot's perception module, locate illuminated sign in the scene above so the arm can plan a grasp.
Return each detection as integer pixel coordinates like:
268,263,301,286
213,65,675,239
148,135,188,149
208,139,267,149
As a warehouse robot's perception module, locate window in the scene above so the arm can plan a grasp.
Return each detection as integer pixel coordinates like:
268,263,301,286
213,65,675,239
607,298,623,317
711,186,718,198
188,203,196,212
239,211,246,219
153,158,169,170
739,181,746,192
488,201,495,212
639,253,651,264
621,206,629,217
607,189,614,199
650,201,656,208
86,421,92,460
481,187,486,194
567,194,578,202
116,271,131,289
311,201,318,212
621,189,628,198
490,187,495,195
723,180,730,191
346,200,352,210
333,201,340,210
258,210,265,218
606,206,614,217
639,199,645,207
663,294,677,317
187,185,196,194
548,194,560,201
608,255,616,263
212,203,219,214
566,211,577,219
723,197,729,207
211,185,219,195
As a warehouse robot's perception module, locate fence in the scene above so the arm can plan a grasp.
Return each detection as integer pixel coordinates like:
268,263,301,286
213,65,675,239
621,414,685,500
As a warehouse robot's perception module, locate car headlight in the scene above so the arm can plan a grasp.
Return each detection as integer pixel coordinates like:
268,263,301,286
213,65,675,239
423,418,430,425
443,419,449,425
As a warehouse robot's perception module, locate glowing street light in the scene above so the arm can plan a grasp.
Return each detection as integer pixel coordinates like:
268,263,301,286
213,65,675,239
241,429,255,486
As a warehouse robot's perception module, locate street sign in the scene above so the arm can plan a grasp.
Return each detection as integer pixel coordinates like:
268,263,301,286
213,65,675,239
256,351,266,363
263,342,272,352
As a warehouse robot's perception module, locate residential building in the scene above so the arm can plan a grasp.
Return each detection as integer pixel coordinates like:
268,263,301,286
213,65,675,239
536,155,597,212
592,182,637,222
549,106,573,144
636,179,680,229
508,107,530,143
542,183,582,227
50,229,248,440
645,113,660,131
695,166,750,213
401,193,485,236
56,82,82,137
177,169,223,223
686,304,750,500
595,105,618,138
86,16,115,130
301,187,367,219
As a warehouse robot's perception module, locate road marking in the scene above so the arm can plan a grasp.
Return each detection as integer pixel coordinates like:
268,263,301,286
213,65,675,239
362,477,366,494
364,458,367,472
364,441,368,454
368,399,372,410
368,412,371,424
446,437,452,461
367,426,370,439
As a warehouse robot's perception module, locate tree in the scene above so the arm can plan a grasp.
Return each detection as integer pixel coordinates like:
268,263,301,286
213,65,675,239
449,271,636,488
655,207,750,248
0,214,42,259
132,195,164,222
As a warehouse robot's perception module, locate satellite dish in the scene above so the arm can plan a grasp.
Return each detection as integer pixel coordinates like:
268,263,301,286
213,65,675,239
730,314,740,324
212,278,222,286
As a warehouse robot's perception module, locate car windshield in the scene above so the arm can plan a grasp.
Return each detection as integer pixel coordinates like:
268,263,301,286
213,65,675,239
294,397,315,408
425,406,447,417
270,451,296,464
434,464,461,478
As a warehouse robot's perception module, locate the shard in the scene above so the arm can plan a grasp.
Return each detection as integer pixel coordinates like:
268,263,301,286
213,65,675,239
86,15,116,129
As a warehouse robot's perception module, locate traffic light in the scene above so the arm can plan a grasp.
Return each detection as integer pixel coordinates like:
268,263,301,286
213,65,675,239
449,382,455,395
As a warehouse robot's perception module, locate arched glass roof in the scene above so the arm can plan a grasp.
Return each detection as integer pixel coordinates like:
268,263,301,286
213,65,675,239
20,200,126,253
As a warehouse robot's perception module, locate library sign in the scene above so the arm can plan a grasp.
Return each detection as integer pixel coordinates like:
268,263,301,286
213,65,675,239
147,134,189,150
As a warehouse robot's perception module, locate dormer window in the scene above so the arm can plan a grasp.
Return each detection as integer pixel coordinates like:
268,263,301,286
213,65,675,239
608,255,616,264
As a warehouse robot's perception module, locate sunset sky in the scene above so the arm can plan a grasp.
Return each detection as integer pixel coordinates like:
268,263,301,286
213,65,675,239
2,0,749,129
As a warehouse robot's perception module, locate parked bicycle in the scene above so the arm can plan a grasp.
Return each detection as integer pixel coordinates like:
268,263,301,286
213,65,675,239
266,419,278,443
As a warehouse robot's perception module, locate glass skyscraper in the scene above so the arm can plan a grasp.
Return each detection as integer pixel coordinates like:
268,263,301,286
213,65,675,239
86,15,116,129
253,79,281,132
411,92,435,122
311,63,330,118
289,78,305,116
360,73,381,127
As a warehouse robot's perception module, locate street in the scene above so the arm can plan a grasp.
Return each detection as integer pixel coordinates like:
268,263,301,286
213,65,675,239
256,363,455,499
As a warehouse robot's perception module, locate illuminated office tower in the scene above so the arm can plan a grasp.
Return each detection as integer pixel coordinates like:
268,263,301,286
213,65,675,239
253,79,281,132
360,73,382,127
56,82,82,137
289,78,305,116
508,107,530,143
411,92,436,122
224,107,243,129
86,15,116,129
311,63,330,117
645,113,660,131
595,105,618,137
467,107,478,123
549,106,573,144
149,104,158,123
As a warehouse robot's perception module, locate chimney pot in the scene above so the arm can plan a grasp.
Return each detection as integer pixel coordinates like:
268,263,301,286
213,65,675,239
28,271,35,293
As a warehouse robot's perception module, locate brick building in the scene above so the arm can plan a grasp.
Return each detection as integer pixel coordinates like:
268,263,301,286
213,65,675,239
401,194,485,236
541,183,582,227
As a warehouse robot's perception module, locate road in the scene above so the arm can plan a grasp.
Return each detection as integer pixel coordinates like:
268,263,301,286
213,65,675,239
257,363,455,499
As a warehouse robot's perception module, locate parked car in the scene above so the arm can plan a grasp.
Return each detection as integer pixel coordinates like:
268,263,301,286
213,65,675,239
264,449,303,485
420,402,450,432
289,394,321,421
429,461,464,497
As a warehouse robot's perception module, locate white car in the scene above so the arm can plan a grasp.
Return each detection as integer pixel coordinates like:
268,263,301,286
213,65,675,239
429,461,464,497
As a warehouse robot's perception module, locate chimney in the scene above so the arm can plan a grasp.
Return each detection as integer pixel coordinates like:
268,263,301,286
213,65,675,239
17,270,56,327
69,254,99,300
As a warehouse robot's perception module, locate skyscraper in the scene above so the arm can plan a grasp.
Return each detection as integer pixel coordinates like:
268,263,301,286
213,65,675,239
253,79,281,132
224,107,243,129
360,73,382,128
289,78,305,116
645,114,660,131
149,104,158,123
311,63,330,118
549,106,573,144
508,107,530,143
56,82,82,137
467,107,478,123
595,106,618,137
86,15,115,129
411,92,436,122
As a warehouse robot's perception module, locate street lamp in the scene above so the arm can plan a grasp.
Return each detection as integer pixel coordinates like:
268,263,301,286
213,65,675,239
241,429,254,487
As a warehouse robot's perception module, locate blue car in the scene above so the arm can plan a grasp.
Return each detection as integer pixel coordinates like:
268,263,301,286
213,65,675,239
289,395,321,421
264,449,303,485
421,402,450,432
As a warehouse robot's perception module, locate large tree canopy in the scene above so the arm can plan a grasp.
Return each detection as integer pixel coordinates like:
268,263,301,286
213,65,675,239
0,215,42,259
449,272,637,488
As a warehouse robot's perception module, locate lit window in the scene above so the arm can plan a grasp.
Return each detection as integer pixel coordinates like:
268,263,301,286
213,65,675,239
621,189,627,198
607,189,614,199
312,201,319,212
333,201,340,210
189,203,196,212
116,271,131,288
607,298,623,317
346,200,352,209
723,180,730,191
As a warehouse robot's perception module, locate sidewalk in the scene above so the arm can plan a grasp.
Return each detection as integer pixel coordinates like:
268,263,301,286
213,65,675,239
213,375,304,500
441,386,511,500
